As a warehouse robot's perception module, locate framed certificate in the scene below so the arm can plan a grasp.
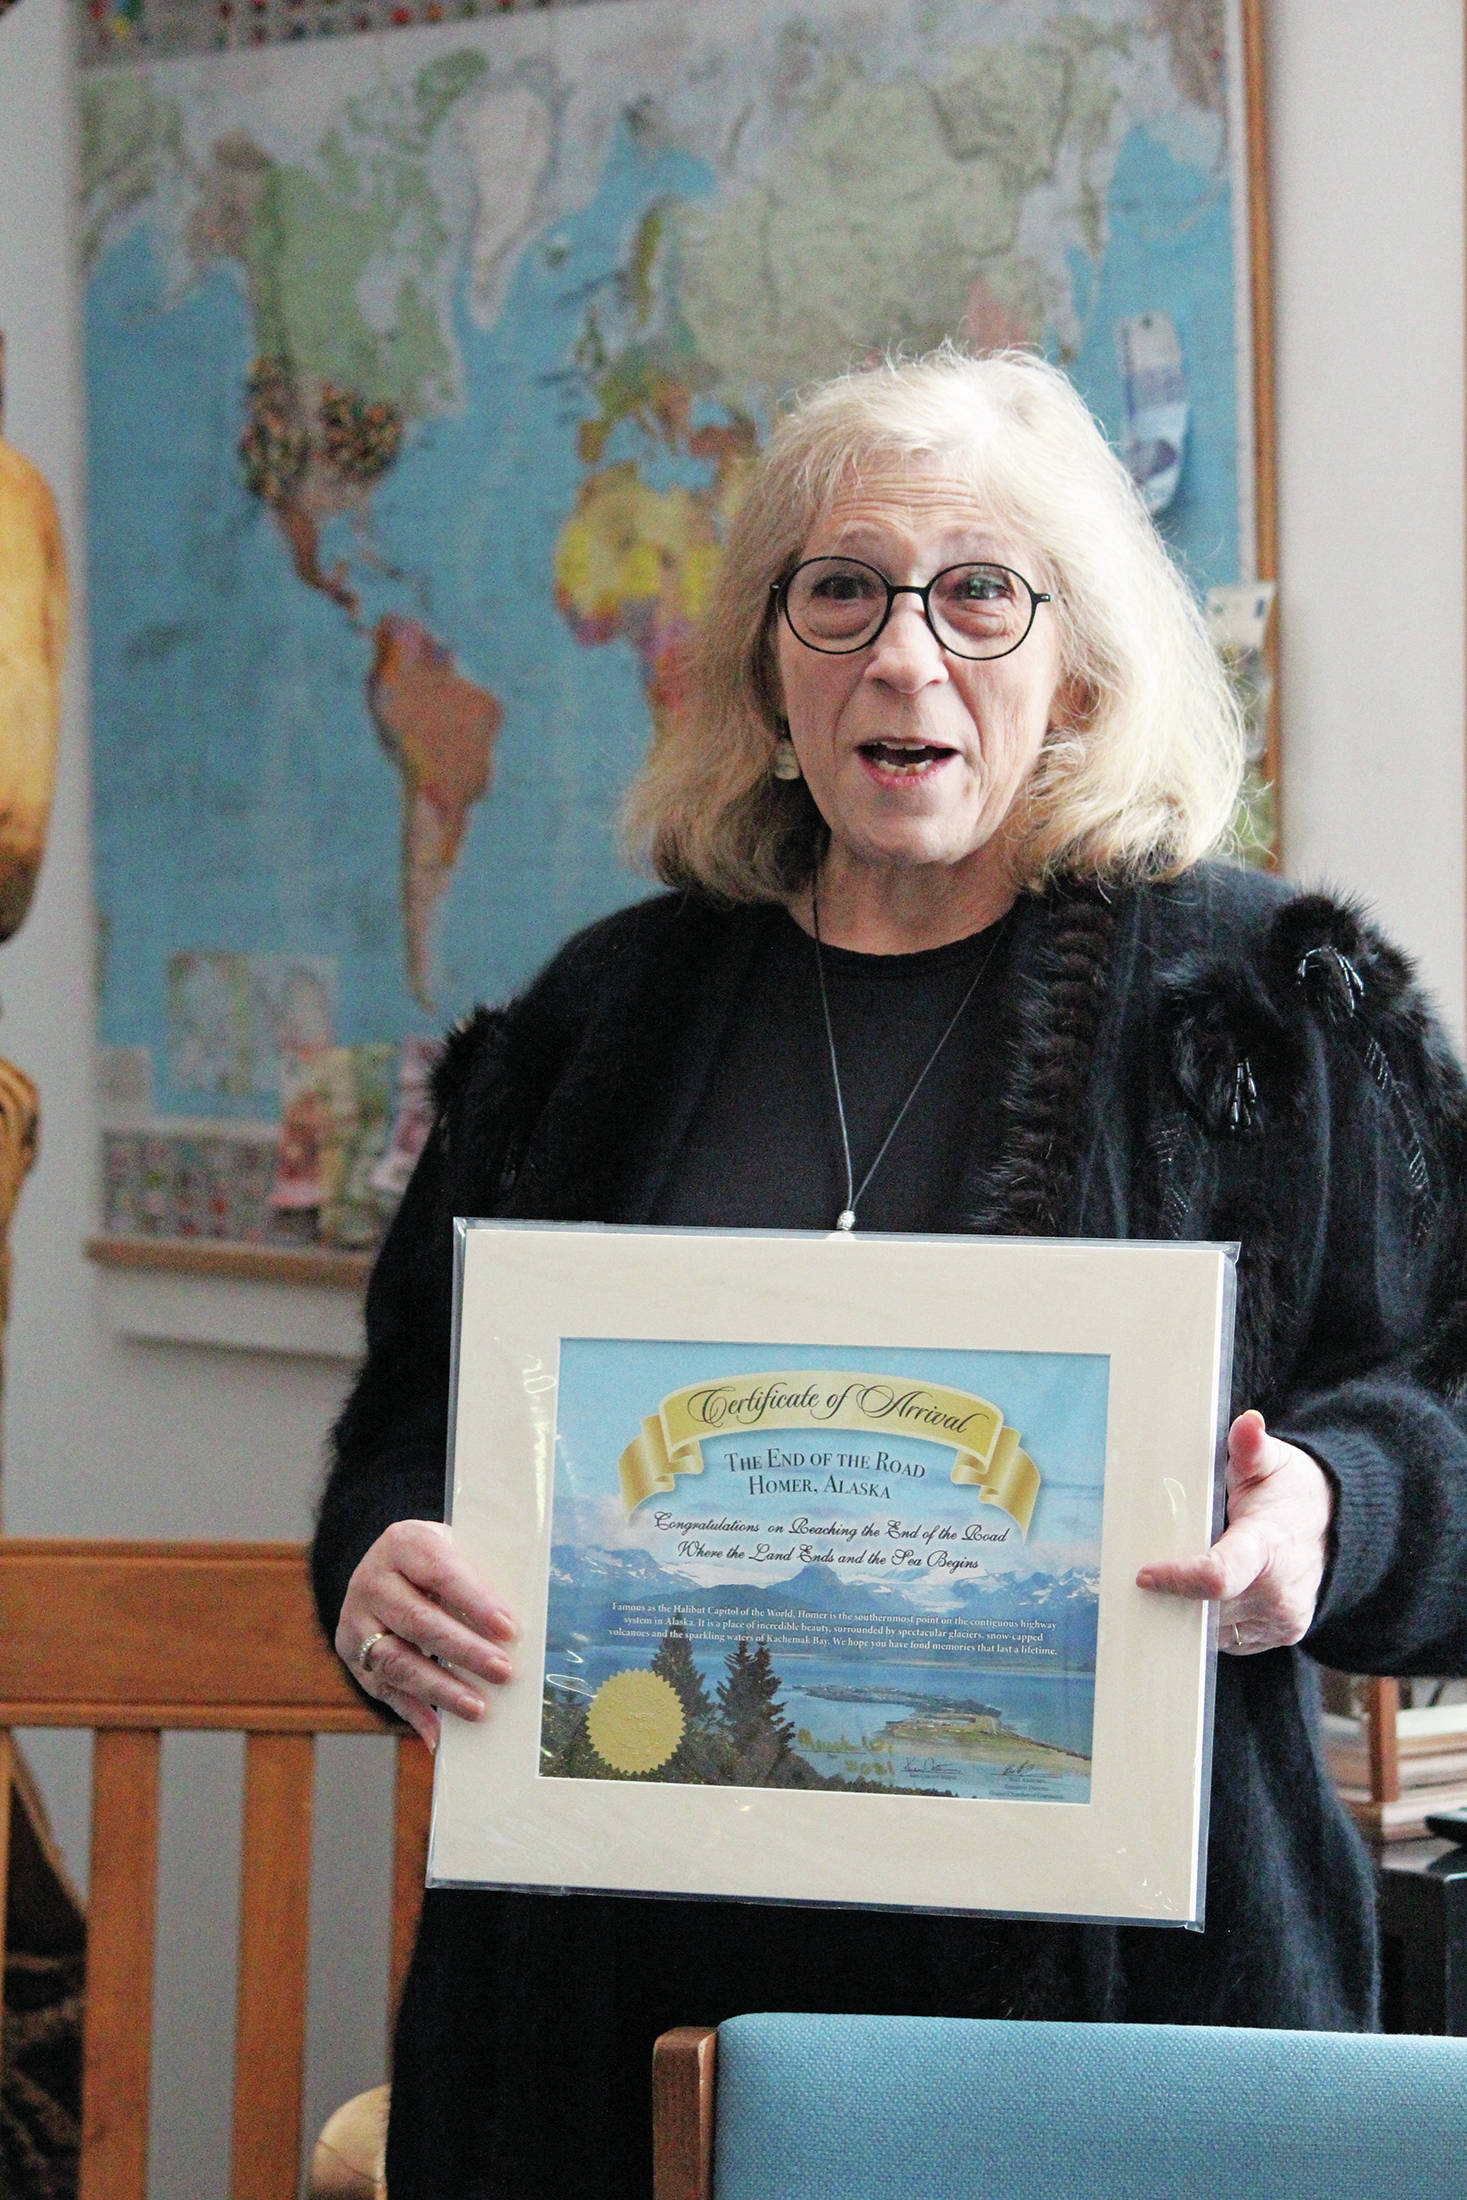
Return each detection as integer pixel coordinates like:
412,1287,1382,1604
429,1224,1236,1926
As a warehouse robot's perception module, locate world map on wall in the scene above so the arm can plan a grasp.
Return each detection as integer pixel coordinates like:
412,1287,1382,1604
82,0,1255,1247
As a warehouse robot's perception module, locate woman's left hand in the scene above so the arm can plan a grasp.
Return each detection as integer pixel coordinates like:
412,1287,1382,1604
1136,1409,1335,1654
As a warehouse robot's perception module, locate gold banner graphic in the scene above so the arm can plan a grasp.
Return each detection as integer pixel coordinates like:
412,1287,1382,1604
617,1371,1039,1535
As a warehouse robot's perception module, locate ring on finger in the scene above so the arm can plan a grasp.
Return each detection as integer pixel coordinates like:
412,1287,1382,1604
1232,1621,1245,1650
357,1629,391,1675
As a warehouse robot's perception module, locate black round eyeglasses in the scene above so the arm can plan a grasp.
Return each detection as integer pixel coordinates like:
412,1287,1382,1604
772,556,1052,662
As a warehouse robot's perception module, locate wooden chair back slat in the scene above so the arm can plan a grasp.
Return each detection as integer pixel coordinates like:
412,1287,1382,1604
231,1733,316,2200
0,1702,383,1732
0,1542,366,1716
0,1728,12,1975
389,1735,434,2043
0,1540,435,2198
79,1728,162,2200
1367,1675,1402,1803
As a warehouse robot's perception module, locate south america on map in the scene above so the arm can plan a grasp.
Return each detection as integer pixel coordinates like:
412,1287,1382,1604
82,0,1254,1249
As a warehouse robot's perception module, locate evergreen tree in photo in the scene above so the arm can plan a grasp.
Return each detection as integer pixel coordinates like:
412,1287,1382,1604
540,1687,617,1779
650,1609,727,1783
716,1638,798,1785
651,1610,714,1723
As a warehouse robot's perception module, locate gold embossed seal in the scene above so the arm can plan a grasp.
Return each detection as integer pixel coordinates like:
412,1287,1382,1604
584,1669,686,1774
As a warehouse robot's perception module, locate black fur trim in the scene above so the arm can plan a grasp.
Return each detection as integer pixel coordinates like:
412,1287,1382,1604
1215,1196,1295,1417
1161,973,1305,1138
1269,897,1461,1167
1294,943,1365,1025
1271,895,1457,1238
431,1006,505,1118
1267,893,1467,1401
1267,892,1416,1018
967,885,1121,1236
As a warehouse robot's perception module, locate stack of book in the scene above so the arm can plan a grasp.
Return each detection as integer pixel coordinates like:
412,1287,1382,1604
1322,1684,1467,1841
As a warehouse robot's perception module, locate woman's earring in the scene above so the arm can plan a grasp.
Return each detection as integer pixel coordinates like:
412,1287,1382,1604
772,736,802,782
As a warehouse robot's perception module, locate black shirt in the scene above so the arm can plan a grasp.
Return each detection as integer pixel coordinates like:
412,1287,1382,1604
650,907,1015,1231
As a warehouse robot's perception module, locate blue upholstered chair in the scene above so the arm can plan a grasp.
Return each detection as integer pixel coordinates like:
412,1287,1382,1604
651,2012,1467,2200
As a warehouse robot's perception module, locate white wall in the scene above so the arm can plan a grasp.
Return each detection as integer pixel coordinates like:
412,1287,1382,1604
0,0,1463,2193
0,0,355,1545
0,8,392,2188
1269,1,1466,1038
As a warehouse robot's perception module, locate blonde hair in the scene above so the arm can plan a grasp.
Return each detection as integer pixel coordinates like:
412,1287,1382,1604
622,347,1245,901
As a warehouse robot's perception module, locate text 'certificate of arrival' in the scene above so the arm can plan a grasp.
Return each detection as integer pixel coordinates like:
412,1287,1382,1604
431,1225,1236,1926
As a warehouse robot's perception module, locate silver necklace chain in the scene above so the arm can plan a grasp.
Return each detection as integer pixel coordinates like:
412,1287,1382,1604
810,882,1007,1232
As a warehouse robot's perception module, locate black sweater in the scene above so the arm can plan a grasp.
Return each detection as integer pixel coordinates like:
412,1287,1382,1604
314,864,1467,2200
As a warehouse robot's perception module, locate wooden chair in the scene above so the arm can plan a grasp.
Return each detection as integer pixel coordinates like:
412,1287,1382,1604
652,2012,1467,2200
0,1539,432,2200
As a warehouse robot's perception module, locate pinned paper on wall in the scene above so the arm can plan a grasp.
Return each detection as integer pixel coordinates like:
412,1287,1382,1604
1117,312,1190,517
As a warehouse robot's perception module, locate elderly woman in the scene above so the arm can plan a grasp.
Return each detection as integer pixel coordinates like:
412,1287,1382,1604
313,350,1467,2198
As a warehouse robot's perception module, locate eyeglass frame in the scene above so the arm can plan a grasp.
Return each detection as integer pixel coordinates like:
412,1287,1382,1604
770,556,1053,663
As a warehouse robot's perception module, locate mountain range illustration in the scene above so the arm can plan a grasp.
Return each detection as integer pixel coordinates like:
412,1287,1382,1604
549,1546,1100,1662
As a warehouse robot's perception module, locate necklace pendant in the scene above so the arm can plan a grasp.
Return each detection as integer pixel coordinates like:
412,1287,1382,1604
835,1209,857,1232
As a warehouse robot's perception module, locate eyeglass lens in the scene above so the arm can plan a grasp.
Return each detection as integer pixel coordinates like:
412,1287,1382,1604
783,557,1037,659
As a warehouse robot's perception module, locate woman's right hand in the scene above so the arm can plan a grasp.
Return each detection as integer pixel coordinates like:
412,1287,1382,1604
335,1520,517,1751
